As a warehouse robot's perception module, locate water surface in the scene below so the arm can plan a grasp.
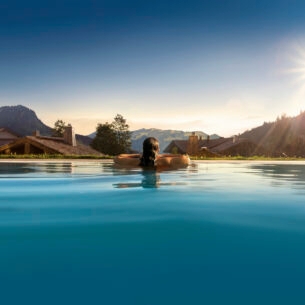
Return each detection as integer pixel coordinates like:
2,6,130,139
0,160,305,304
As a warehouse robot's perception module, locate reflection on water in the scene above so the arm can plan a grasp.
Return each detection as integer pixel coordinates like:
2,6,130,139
249,162,305,193
2,161,305,191
113,170,161,188
111,165,190,189
0,162,73,175
0,163,37,174
0,161,113,178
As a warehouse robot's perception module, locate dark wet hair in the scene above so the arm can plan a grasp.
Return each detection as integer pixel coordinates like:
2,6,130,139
139,137,159,167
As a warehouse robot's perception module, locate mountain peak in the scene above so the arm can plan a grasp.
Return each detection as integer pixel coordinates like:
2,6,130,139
0,105,52,137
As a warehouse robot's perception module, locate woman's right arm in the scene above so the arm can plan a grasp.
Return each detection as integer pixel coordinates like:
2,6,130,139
157,154,190,168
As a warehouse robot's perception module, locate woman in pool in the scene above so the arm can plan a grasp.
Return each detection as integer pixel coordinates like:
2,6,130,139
114,137,190,169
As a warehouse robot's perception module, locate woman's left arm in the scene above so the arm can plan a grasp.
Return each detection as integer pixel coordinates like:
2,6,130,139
114,154,141,166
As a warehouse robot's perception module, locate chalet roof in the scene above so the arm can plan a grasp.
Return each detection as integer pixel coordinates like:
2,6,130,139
164,138,228,153
0,135,102,156
28,136,101,155
0,127,20,147
0,128,19,139
164,136,252,154
209,137,248,152
166,140,188,152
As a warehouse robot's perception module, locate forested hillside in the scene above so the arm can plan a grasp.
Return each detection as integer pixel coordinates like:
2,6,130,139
241,112,305,156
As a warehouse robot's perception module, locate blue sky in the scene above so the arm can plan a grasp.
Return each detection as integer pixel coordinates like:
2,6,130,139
1,0,305,136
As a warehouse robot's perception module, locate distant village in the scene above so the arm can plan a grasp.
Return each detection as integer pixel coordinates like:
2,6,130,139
0,126,260,157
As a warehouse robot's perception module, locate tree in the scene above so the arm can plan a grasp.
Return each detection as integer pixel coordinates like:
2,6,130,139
112,114,131,154
91,122,117,155
91,114,131,155
53,119,66,137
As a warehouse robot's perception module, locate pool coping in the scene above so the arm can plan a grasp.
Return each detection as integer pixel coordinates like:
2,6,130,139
1,159,305,165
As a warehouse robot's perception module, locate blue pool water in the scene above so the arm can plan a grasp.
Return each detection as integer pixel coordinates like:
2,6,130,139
1,160,305,304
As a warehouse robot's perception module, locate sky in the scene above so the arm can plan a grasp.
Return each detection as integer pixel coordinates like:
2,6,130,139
1,0,305,136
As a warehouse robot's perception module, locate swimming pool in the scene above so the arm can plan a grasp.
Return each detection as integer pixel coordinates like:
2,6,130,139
1,160,305,304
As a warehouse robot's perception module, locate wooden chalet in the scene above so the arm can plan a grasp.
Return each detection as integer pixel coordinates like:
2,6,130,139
164,132,262,157
0,126,101,156
0,128,19,146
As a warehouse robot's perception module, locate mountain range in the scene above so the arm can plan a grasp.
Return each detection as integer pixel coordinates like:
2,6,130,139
129,129,219,152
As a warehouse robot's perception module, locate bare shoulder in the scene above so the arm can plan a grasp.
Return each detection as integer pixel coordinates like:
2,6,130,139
114,154,141,166
157,154,190,168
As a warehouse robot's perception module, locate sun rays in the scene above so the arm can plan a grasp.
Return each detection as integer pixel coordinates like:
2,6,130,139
287,43,305,84
279,41,305,114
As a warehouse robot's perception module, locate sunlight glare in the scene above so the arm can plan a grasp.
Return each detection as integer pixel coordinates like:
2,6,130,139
282,41,305,114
